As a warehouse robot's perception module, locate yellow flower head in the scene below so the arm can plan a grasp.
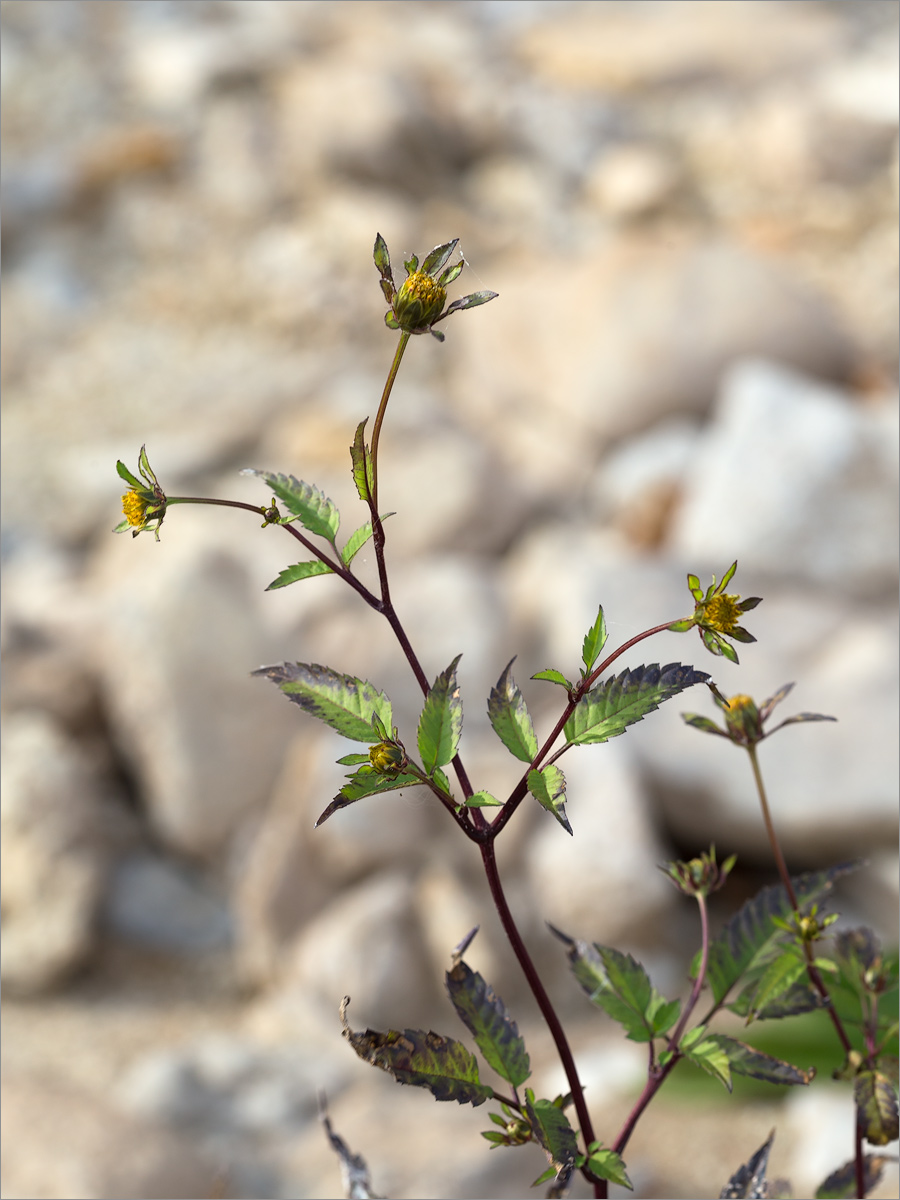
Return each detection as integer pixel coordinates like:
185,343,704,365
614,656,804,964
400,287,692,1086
703,592,743,635
122,487,149,528
395,271,447,332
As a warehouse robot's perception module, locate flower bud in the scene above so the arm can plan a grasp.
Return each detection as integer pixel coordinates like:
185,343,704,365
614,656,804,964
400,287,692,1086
394,270,447,333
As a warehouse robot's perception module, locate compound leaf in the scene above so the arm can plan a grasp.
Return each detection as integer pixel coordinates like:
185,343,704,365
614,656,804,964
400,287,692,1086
564,663,710,746
418,655,463,773
266,560,334,590
487,659,538,763
446,959,531,1088
699,863,858,1006
253,662,392,741
552,929,680,1043
340,1000,493,1107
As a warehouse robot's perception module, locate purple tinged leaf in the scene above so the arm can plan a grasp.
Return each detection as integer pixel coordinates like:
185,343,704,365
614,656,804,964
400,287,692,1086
854,1069,899,1145
488,659,539,764
564,662,711,747
527,765,571,834
417,655,463,773
373,232,392,281
441,289,499,316
340,999,493,1107
719,1130,775,1199
698,863,859,1006
421,239,458,277
438,260,464,287
253,662,393,742
524,1089,578,1176
815,1154,889,1199
445,960,531,1088
707,1033,814,1087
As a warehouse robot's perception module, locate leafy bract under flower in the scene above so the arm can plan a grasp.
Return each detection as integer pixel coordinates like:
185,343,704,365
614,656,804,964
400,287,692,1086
373,233,497,340
113,445,167,540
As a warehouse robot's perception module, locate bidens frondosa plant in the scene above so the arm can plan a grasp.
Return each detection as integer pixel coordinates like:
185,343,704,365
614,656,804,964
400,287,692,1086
114,235,898,1200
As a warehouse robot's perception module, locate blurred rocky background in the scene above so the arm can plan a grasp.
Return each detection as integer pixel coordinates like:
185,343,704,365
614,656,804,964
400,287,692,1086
1,1,897,1197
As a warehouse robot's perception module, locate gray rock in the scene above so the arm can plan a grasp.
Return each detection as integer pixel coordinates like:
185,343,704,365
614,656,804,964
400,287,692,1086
1,1069,222,1200
90,525,300,857
524,739,674,944
0,710,116,994
450,237,856,500
670,360,899,597
103,851,233,952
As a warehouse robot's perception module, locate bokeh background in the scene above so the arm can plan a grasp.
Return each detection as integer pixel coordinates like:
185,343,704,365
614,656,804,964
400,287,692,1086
2,2,898,1197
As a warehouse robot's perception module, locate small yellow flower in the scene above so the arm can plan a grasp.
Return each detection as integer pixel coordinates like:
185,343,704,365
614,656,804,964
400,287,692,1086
373,233,497,341
395,271,447,332
668,562,761,663
703,593,743,635
122,487,149,528
682,682,836,746
113,445,167,540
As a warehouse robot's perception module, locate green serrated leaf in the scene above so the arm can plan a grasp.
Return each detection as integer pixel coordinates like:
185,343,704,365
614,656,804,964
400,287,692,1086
244,470,340,543
564,662,710,746
707,1033,814,1087
527,765,571,834
253,662,393,741
350,420,374,503
466,790,503,808
418,655,463,773
855,1069,899,1145
680,1029,733,1091
524,1088,578,1172
340,514,394,567
583,1146,633,1190
341,1002,493,1107
487,659,538,764
446,960,531,1088
532,668,573,690
266,560,334,590
552,931,679,1043
581,604,608,674
729,973,827,1022
739,947,808,1021
335,752,372,766
697,863,859,1006
316,771,424,826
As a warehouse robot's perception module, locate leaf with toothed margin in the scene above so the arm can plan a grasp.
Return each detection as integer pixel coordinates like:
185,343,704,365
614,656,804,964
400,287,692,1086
487,659,538,764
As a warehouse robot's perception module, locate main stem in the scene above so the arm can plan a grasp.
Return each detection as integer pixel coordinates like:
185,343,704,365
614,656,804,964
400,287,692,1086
480,840,605,1199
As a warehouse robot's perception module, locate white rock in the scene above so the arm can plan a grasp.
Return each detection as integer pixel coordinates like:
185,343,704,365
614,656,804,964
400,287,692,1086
671,361,899,596
0,710,113,993
90,521,300,857
257,870,434,1032
524,740,674,944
